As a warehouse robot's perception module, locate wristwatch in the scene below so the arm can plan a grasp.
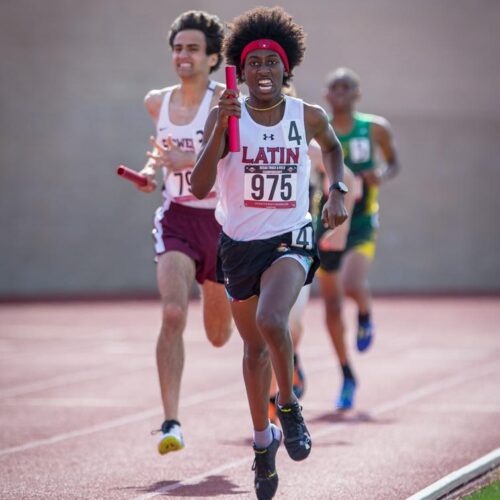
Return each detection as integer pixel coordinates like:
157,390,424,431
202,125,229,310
328,181,349,194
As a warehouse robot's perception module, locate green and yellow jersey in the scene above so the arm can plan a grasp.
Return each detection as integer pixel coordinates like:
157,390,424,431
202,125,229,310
334,112,379,258
315,112,379,269
335,112,379,230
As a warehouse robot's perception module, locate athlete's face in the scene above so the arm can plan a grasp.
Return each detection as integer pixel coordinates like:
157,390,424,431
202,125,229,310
171,29,218,79
325,77,360,113
242,49,284,102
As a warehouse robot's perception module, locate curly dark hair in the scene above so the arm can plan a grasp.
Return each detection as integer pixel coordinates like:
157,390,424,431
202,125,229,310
168,11,224,73
223,6,306,85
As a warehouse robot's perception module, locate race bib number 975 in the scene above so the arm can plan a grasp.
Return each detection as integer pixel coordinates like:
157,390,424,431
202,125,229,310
244,165,297,208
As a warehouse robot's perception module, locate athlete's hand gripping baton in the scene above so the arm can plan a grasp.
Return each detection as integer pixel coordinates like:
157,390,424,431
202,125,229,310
225,65,240,152
116,165,148,187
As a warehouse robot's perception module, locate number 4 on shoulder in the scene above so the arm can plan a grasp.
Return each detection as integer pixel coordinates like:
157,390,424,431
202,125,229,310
284,120,303,146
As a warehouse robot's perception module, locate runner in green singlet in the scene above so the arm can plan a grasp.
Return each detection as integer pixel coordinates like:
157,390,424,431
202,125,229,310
317,67,401,409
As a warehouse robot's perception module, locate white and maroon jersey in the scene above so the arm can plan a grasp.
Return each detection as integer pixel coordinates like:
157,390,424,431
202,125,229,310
157,81,218,209
216,95,312,241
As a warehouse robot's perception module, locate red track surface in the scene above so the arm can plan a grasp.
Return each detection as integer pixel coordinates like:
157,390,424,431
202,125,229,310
1,298,499,499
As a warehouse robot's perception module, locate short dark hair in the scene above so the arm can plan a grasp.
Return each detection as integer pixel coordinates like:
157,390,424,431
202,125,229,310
223,6,306,85
168,10,224,73
325,67,361,89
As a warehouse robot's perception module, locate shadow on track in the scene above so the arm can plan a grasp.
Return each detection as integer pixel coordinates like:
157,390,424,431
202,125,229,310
122,474,248,497
309,410,395,426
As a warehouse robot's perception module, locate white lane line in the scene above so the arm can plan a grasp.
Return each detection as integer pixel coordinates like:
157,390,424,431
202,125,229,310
364,362,500,418
0,363,151,398
132,360,500,500
0,381,244,457
415,403,500,414
0,344,419,400
0,359,334,457
406,447,500,500
2,397,144,408
0,408,160,458
0,348,493,459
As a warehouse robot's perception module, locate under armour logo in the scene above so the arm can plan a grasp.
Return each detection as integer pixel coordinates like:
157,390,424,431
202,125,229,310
263,133,274,141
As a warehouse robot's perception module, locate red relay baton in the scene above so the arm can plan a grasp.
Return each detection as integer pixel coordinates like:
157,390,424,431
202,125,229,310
225,65,240,152
116,165,148,187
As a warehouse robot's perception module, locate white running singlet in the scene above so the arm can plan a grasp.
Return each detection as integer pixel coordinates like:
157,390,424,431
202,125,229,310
216,95,312,241
157,81,218,209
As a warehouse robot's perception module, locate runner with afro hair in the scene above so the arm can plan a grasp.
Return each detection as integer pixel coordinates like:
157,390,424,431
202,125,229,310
191,7,348,499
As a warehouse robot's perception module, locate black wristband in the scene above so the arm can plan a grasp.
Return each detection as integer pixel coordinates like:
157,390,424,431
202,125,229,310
328,181,348,194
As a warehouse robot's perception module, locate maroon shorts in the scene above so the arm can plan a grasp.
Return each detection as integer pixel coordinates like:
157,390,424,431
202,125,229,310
152,202,221,284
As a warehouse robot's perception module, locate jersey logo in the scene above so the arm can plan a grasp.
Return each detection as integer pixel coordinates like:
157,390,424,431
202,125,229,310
263,133,275,141
242,146,299,164
162,137,194,152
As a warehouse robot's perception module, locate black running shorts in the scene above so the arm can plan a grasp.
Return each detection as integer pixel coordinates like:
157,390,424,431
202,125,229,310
216,223,320,301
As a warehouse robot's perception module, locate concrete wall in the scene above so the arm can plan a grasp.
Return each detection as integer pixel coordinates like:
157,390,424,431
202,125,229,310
1,0,499,297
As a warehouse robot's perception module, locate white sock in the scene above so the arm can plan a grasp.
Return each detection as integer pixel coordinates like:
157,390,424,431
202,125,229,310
253,423,281,449
253,423,273,448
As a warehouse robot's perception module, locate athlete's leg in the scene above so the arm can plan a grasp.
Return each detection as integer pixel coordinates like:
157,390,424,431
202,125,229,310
342,247,374,352
316,169,355,364
289,284,310,398
318,270,348,365
319,269,357,409
289,284,310,348
341,249,372,315
230,296,271,433
156,251,195,421
257,257,306,407
258,257,312,461
201,280,233,348
269,284,310,418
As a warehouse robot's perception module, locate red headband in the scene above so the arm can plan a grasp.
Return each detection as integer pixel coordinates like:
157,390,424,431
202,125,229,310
240,39,290,73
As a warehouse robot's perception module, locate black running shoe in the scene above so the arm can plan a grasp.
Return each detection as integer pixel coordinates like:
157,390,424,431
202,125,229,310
275,397,311,461
252,426,281,500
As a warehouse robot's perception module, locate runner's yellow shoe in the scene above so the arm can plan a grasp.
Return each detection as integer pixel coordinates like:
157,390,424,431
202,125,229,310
155,419,185,455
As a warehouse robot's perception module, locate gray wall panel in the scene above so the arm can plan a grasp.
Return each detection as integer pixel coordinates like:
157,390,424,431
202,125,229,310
1,0,499,296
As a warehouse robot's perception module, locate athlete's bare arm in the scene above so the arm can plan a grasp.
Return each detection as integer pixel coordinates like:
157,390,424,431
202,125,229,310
362,116,401,187
304,103,348,229
143,87,196,174
148,83,227,173
139,85,228,193
144,88,165,122
133,89,165,192
307,140,323,178
191,89,240,199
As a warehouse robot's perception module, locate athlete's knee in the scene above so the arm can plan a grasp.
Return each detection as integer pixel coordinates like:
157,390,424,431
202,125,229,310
160,303,186,334
256,309,288,341
344,282,365,300
206,324,232,348
243,342,269,368
325,295,343,319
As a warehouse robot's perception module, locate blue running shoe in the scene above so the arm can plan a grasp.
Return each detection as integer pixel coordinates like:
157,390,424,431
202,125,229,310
356,321,374,352
335,378,356,410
